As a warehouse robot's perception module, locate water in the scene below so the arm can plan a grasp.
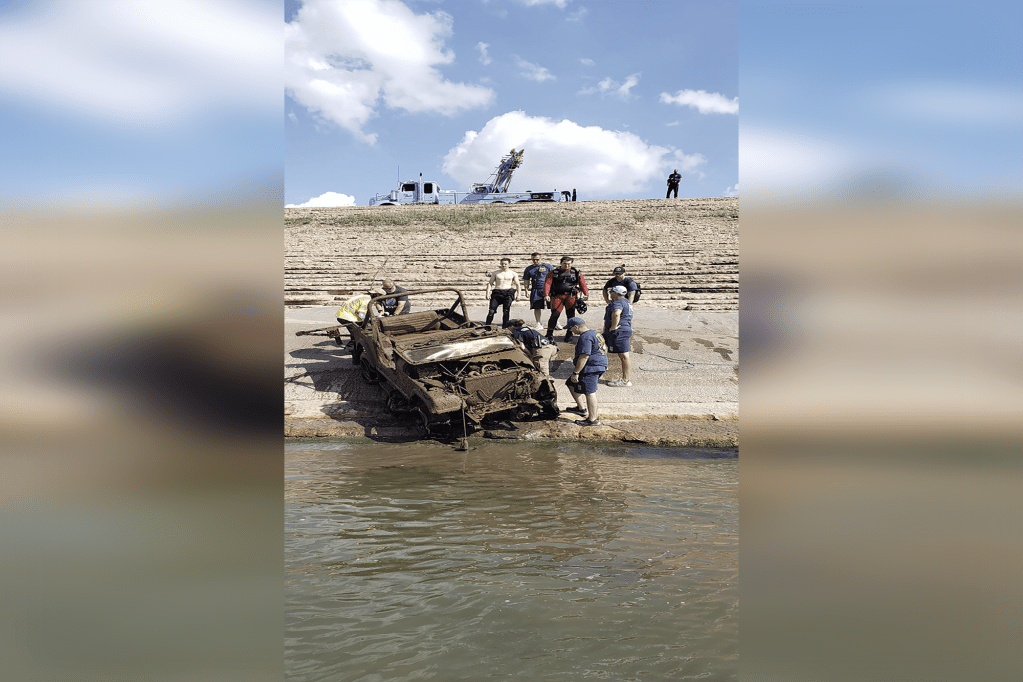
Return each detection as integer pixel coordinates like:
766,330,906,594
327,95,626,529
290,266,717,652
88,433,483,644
286,441,738,681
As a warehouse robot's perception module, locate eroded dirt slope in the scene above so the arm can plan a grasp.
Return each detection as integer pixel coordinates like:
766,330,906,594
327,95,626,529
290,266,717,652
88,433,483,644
286,198,738,311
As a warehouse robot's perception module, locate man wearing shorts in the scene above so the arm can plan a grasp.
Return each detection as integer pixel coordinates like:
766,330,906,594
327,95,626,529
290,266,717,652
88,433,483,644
543,256,589,343
522,252,554,329
563,316,608,426
603,285,634,387
485,257,521,327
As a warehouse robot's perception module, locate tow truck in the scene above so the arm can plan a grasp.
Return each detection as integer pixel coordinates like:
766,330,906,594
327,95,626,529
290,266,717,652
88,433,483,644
368,149,570,205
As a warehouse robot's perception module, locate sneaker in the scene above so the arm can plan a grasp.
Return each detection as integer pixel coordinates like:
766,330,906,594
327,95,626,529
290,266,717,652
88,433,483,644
607,379,632,387
564,405,586,416
533,323,545,331
546,334,555,344
575,418,602,427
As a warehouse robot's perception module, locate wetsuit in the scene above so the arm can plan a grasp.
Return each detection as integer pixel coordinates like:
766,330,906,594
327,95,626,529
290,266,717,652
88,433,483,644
543,267,588,340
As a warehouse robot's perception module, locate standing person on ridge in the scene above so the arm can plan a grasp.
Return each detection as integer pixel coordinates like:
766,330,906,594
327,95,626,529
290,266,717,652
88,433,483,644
666,168,681,198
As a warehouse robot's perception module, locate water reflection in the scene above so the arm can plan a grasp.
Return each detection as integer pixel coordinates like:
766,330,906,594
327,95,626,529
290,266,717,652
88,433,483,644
286,441,737,681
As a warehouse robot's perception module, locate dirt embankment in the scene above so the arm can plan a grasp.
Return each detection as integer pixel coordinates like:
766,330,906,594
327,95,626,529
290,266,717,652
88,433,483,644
285,198,738,312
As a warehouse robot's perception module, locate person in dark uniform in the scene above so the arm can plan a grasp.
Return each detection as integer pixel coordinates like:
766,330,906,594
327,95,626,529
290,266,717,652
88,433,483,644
523,252,554,329
380,279,411,315
603,285,634,387
543,256,589,343
602,265,639,305
506,319,557,376
666,169,681,198
563,316,608,426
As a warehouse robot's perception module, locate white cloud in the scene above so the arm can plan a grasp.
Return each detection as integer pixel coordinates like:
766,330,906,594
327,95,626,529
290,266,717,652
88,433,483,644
514,56,556,82
476,41,491,65
285,0,494,143
660,89,739,114
666,120,680,127
567,7,588,22
286,191,357,208
288,111,298,123
581,73,640,99
441,111,706,198
722,183,739,197
618,74,640,97
520,0,569,7
579,58,595,66
0,0,280,126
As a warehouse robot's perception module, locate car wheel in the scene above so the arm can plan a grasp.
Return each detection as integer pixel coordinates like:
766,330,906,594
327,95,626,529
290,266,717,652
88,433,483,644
359,356,383,384
386,390,412,414
540,398,561,418
414,404,432,437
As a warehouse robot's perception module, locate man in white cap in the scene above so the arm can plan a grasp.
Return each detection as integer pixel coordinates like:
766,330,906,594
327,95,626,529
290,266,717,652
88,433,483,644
603,285,634,387
562,316,608,426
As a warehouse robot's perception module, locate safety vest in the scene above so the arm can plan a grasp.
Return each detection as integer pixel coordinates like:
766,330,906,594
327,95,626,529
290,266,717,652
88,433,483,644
336,294,370,322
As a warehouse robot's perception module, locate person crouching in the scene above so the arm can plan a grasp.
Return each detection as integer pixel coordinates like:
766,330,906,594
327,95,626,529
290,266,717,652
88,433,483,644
506,319,556,376
562,316,608,426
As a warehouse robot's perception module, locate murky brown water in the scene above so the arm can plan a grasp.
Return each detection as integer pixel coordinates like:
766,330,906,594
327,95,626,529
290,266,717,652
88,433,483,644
286,441,737,681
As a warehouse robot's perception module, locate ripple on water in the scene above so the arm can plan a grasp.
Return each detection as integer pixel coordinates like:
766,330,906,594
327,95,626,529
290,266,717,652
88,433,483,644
287,441,737,681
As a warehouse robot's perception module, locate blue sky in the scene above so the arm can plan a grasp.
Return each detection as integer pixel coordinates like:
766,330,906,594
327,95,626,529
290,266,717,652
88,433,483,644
0,0,282,208
1,2,1016,208
284,0,738,206
740,1,1023,201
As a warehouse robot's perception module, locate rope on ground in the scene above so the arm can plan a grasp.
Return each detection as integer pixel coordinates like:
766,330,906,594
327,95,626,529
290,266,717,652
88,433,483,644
638,351,737,372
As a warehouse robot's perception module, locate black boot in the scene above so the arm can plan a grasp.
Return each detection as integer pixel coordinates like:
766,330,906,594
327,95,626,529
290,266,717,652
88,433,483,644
564,331,573,342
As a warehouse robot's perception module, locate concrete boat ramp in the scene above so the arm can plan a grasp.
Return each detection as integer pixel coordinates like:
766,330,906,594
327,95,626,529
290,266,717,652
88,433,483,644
285,304,737,447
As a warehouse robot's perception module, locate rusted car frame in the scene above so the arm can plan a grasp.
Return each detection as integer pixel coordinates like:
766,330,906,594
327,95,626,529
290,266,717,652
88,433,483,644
349,288,560,435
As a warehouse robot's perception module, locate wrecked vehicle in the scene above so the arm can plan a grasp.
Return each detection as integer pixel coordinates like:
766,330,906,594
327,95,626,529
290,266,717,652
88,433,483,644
348,288,560,435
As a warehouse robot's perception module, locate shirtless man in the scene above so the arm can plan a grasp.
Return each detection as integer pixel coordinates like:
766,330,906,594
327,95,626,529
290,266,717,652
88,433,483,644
485,257,522,327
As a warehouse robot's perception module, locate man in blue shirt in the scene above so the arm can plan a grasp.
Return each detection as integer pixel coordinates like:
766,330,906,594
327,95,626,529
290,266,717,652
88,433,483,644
603,285,634,387
563,316,608,426
522,252,554,330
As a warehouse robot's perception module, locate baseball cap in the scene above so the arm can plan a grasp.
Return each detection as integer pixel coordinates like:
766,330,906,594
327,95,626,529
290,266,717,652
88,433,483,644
612,266,625,274
565,316,585,328
611,285,628,295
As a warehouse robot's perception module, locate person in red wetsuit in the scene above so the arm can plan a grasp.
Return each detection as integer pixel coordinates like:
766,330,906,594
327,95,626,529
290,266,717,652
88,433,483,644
543,255,589,343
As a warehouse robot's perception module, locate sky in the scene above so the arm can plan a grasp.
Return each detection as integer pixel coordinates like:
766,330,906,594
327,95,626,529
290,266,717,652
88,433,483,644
0,1,1016,208
284,0,739,206
0,0,282,208
740,1,1023,202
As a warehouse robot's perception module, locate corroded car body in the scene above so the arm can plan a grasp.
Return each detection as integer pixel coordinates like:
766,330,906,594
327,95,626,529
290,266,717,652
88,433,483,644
350,288,560,434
